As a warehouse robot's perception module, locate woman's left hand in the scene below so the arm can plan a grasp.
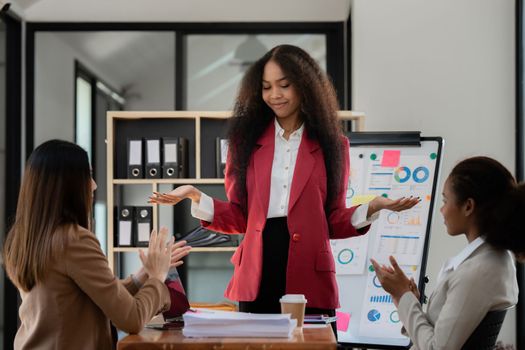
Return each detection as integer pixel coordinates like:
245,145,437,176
367,196,420,218
370,256,412,306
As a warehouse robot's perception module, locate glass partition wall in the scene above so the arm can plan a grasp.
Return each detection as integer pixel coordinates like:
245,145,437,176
27,23,346,304
186,34,326,110
34,30,175,258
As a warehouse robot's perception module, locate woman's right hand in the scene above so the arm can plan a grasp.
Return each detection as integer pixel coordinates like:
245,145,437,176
148,185,202,206
139,227,173,283
170,240,192,268
370,256,412,306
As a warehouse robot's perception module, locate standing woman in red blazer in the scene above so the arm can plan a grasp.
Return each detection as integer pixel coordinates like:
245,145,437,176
151,45,417,319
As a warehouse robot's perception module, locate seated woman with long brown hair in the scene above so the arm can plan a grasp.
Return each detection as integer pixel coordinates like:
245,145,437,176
3,140,191,349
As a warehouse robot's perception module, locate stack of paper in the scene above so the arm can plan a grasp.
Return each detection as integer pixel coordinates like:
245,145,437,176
182,309,297,338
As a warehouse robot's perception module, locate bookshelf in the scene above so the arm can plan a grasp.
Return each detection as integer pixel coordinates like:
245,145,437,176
106,111,365,273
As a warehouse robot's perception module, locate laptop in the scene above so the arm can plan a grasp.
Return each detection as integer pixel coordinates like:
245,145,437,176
163,273,190,319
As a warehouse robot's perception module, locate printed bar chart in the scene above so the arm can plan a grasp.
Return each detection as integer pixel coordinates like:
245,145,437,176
370,295,393,303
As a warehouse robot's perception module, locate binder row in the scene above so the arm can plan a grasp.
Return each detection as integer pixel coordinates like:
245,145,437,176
116,206,153,247
127,137,189,179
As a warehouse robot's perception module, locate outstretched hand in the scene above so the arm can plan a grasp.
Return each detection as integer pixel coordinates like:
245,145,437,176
370,256,413,306
367,196,420,218
148,185,201,206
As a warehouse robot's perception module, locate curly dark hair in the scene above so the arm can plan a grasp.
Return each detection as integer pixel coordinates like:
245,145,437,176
227,44,344,211
448,156,525,258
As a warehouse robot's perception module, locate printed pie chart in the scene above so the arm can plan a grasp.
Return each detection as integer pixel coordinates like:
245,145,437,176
367,309,381,322
387,212,400,224
394,166,411,183
373,276,382,288
413,166,430,183
337,249,354,265
390,310,400,323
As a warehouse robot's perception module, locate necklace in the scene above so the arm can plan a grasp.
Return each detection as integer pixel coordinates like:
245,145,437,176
282,123,302,134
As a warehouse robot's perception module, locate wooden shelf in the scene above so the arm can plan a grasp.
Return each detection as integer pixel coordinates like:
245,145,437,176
109,111,233,119
106,110,365,273
113,178,225,185
113,247,237,253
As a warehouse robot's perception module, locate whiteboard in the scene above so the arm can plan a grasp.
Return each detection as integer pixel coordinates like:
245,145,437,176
334,137,443,349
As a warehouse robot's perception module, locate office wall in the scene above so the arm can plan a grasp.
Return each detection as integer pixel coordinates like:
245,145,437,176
0,22,5,343
352,0,516,345
34,33,121,146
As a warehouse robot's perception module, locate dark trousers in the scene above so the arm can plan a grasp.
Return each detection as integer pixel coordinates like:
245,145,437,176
238,217,337,337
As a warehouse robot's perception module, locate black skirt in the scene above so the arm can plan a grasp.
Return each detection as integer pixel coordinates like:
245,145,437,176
238,217,337,336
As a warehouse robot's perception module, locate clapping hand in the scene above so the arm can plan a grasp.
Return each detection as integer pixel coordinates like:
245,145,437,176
408,277,420,300
370,256,413,306
170,240,192,269
139,227,174,283
133,234,191,284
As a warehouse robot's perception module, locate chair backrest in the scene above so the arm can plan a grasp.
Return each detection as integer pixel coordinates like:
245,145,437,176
461,309,507,350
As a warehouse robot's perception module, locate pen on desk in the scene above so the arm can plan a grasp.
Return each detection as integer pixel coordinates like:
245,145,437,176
187,308,216,313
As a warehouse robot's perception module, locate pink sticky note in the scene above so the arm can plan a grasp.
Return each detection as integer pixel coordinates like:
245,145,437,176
381,150,401,167
336,311,351,332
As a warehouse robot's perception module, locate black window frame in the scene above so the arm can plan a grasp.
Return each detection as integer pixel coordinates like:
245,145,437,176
516,1,525,349
25,21,348,154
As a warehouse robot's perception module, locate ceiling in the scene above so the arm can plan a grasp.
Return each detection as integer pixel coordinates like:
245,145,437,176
10,0,351,22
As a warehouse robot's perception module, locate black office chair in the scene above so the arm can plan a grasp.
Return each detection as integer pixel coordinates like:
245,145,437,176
461,308,508,350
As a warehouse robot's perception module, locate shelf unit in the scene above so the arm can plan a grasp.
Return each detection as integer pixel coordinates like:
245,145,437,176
106,111,365,273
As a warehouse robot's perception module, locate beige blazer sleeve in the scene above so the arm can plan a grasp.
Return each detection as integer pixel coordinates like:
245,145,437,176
397,247,518,350
65,228,171,334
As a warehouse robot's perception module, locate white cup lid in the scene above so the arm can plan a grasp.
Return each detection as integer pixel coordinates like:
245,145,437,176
279,294,307,303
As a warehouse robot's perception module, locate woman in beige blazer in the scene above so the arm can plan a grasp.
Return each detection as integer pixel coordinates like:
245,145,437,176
372,156,524,350
3,140,191,350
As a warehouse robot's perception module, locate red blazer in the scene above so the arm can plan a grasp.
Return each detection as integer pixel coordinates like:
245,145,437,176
203,123,367,309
